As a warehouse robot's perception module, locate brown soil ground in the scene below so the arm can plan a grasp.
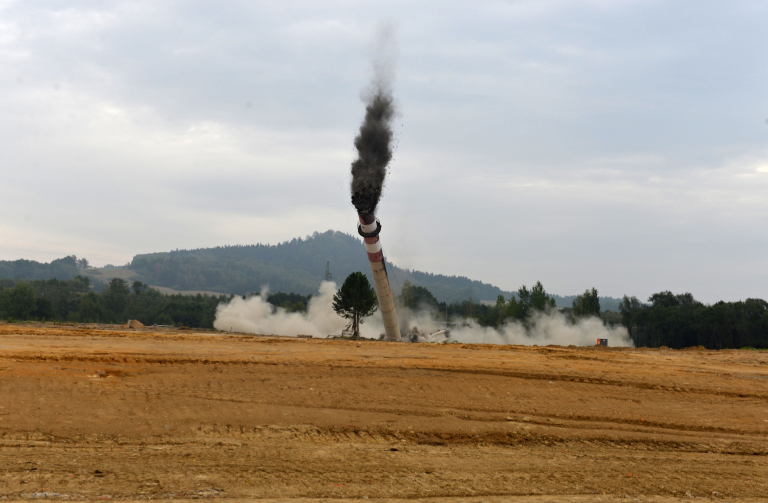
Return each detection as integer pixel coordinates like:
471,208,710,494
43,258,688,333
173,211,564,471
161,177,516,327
0,323,766,502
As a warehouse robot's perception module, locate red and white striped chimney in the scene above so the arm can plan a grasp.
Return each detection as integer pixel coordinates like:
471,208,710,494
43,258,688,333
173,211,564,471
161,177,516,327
358,213,401,341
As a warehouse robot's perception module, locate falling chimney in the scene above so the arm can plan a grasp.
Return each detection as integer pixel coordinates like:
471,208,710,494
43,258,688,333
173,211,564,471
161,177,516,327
358,212,401,341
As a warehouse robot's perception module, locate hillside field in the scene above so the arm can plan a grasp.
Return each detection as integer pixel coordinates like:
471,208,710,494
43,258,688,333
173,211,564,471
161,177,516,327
0,323,766,502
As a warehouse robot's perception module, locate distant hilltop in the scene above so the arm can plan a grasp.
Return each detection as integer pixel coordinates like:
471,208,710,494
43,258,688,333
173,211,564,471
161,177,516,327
0,230,623,309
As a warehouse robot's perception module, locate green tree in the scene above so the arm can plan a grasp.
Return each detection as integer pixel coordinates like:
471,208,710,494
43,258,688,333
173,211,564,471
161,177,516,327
530,281,556,311
332,272,378,338
103,278,130,320
267,292,311,312
573,288,600,318
4,282,37,320
645,291,702,348
398,280,439,310
738,298,768,348
495,294,506,326
70,275,91,292
619,295,648,346
506,296,523,321
76,291,106,322
399,280,415,308
506,281,555,322
132,281,148,296
32,297,55,320
516,285,530,317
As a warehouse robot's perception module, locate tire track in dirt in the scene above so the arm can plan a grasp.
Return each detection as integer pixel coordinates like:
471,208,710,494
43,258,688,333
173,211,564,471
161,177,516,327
2,324,768,499
5,352,767,401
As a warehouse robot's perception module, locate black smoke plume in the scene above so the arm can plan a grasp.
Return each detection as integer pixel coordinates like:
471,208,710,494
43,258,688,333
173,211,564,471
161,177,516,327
350,86,395,216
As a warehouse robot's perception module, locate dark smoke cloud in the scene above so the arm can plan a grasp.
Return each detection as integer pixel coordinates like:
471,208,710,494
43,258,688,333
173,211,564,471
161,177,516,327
350,24,396,216
350,90,395,215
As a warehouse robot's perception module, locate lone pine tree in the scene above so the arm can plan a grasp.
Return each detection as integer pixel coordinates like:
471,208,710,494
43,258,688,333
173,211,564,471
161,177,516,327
332,272,378,338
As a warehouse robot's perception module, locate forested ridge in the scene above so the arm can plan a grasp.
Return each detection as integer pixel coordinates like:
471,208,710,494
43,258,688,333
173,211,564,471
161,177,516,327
0,231,622,307
128,230,622,308
0,256,81,282
129,230,513,303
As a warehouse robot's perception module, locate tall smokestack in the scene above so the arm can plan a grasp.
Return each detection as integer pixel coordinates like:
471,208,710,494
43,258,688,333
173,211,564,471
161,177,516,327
358,212,401,341
349,24,400,341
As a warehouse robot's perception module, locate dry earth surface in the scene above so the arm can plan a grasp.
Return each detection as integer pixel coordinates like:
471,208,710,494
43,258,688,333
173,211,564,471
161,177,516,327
0,323,766,502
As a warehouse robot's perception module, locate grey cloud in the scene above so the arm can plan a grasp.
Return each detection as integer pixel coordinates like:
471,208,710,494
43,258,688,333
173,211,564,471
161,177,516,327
1,0,768,303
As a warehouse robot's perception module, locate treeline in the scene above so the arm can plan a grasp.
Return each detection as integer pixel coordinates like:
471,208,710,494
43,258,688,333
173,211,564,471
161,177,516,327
0,276,318,329
0,256,82,282
620,293,768,349
0,277,228,328
399,280,599,327
4,269,766,350
400,280,768,349
265,292,312,312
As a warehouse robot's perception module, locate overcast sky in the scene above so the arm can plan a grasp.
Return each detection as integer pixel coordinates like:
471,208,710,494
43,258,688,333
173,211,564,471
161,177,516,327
2,0,767,302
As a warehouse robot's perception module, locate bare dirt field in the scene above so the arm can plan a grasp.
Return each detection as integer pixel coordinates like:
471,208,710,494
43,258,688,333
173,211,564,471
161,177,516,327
0,323,766,502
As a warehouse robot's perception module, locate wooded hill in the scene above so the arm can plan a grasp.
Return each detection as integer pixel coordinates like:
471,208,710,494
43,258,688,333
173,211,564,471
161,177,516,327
0,256,80,282
0,231,622,308
129,230,513,304
127,230,621,308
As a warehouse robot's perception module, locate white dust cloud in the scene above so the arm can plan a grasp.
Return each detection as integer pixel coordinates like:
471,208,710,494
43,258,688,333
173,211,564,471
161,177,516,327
396,303,631,346
449,312,631,347
213,282,632,347
213,281,347,337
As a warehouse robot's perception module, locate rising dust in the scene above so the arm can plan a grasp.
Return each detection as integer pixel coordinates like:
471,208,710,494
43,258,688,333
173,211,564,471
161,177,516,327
213,281,631,346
